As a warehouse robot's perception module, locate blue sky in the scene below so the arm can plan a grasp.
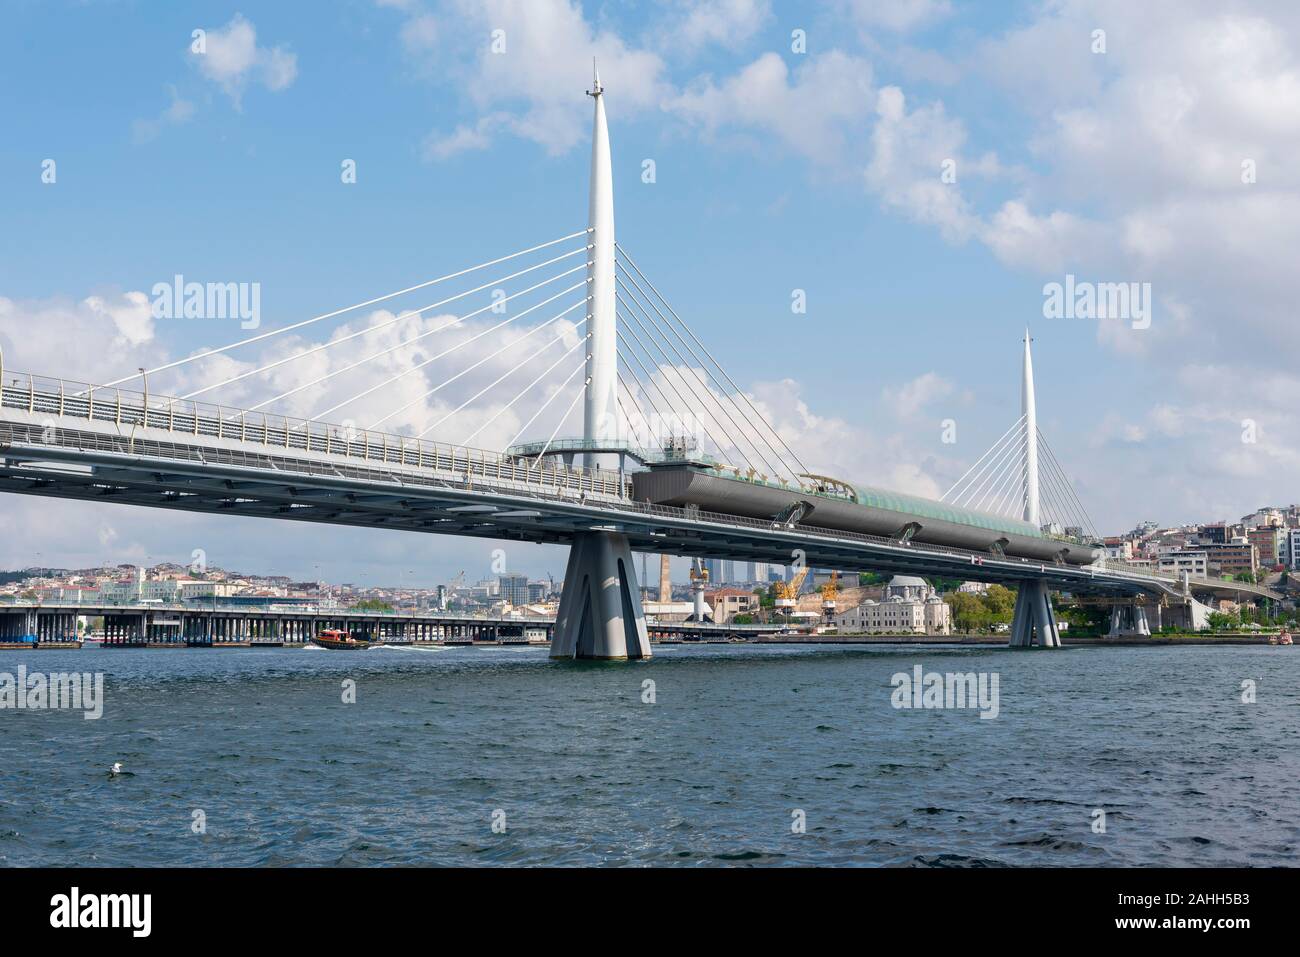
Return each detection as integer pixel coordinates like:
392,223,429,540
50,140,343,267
3,0,1299,584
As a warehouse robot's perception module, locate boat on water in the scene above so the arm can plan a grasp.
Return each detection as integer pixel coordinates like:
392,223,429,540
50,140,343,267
1278,631,1293,646
311,628,372,650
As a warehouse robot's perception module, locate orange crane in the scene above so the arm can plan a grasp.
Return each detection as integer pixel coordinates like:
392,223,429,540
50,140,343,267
773,566,811,621
821,570,840,623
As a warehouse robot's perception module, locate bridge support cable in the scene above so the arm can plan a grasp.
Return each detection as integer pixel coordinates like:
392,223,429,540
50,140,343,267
616,265,801,479
966,429,1026,516
375,294,592,432
615,332,689,445
613,265,795,481
461,333,592,446
977,444,1029,520
417,322,591,439
103,228,592,388
616,292,777,477
179,245,593,401
527,374,591,473
947,418,1027,510
973,437,1027,515
614,392,642,447
1006,450,1068,527
1029,456,1072,528
1030,431,1085,532
616,242,811,478
940,413,1027,502
248,269,590,417
503,355,591,452
615,353,709,465
1037,429,1100,539
298,275,589,425
953,422,1026,512
991,460,1030,519
616,369,660,439
615,311,752,472
614,373,654,446
1033,449,1080,532
942,415,1026,506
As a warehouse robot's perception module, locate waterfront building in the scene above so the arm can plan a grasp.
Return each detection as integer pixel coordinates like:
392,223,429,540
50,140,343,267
1157,550,1208,578
702,587,757,622
499,574,529,607
834,576,951,635
882,575,932,602
834,594,951,636
1248,526,1282,568
1197,522,1229,545
36,586,100,602
179,581,242,600
1203,541,1259,578
1103,538,1134,561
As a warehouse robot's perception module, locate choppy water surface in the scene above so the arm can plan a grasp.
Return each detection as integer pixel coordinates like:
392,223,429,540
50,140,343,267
1,642,1296,866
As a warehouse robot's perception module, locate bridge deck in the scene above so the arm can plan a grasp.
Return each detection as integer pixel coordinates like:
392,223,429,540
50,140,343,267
0,373,1280,604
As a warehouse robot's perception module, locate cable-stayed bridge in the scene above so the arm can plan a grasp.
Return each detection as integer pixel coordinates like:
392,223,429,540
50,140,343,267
0,66,1279,658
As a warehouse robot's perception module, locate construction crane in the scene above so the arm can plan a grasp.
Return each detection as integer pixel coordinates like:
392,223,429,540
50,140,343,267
773,566,811,622
688,559,710,622
821,570,840,624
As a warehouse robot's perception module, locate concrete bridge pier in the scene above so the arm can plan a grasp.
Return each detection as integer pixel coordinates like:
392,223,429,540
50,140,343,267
550,530,650,660
1163,597,1210,631
1009,580,1061,648
1107,603,1153,637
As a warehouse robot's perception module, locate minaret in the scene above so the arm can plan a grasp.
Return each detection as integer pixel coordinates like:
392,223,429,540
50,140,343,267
583,60,617,469
1021,330,1040,527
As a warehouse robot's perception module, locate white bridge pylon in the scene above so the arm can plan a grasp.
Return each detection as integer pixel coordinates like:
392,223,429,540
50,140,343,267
1013,332,1057,648
941,332,1102,648
553,62,648,660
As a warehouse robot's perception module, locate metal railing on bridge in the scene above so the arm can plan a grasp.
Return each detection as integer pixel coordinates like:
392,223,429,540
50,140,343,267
1,371,630,499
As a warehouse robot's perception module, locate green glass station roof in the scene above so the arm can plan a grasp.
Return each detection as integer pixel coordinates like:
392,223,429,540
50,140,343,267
845,483,1044,538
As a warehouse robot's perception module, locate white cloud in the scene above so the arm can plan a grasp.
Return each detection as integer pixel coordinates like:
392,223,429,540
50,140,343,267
670,0,772,51
980,201,1106,275
971,2,1300,371
744,377,949,498
0,292,158,380
882,371,957,419
424,0,668,157
131,85,195,143
865,85,994,242
82,292,155,348
667,51,874,165
423,113,507,160
192,13,299,106
845,0,952,33
400,13,440,54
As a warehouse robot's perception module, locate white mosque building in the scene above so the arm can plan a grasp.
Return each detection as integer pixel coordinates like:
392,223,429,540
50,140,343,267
834,575,952,635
